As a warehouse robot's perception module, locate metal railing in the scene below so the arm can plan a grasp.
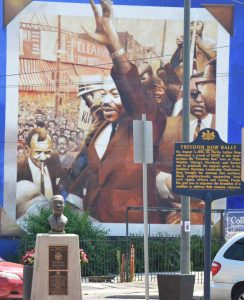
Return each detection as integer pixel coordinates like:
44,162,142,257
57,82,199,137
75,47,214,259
20,234,224,284
77,235,223,284
18,208,226,285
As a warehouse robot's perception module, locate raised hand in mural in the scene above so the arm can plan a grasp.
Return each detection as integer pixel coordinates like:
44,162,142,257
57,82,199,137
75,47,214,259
83,0,121,53
83,0,131,73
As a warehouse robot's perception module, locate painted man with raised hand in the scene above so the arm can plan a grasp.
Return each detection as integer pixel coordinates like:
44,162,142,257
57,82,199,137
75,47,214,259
69,0,166,223
170,20,216,81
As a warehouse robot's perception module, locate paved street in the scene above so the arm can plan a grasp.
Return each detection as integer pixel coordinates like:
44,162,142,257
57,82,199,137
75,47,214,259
82,281,204,299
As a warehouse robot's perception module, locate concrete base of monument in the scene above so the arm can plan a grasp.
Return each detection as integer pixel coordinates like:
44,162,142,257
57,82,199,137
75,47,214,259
31,233,82,300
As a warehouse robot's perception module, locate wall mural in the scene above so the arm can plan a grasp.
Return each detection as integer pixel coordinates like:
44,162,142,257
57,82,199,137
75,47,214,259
1,1,230,235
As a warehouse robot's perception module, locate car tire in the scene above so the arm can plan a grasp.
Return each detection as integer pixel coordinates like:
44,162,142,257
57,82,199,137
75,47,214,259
233,286,244,300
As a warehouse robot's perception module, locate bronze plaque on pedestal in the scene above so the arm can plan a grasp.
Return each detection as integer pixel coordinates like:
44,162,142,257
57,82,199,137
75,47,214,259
49,245,68,295
49,245,68,270
49,271,68,295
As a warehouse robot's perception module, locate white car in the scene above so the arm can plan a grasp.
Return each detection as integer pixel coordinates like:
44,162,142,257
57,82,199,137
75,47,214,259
211,232,244,300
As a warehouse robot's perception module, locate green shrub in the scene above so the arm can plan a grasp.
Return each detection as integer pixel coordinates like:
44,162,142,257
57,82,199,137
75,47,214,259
20,205,117,276
21,204,108,239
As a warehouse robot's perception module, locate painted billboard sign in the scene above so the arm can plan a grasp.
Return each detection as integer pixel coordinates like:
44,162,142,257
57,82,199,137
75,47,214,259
0,0,244,236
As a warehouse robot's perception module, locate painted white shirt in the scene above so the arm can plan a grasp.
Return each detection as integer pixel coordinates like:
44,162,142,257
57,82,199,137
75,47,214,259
94,123,115,159
189,113,213,141
172,98,183,116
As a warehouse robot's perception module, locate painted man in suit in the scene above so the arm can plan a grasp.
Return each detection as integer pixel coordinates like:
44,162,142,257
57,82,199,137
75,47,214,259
17,128,62,219
70,0,166,223
56,135,75,170
156,62,216,224
197,59,216,114
170,20,216,80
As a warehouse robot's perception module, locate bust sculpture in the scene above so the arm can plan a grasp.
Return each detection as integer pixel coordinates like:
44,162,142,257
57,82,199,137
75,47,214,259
48,195,68,234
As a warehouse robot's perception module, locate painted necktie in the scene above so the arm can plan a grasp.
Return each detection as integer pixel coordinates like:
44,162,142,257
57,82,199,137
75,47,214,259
194,119,201,140
40,163,45,195
109,122,118,142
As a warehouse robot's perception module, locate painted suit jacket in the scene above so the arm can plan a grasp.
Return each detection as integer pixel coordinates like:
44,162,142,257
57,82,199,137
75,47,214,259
17,152,62,196
157,114,216,174
157,114,216,224
71,64,167,223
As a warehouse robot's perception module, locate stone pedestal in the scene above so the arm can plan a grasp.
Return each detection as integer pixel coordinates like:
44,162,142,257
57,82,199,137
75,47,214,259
31,234,82,300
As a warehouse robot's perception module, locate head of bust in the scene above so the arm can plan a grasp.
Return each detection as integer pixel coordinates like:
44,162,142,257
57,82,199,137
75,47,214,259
50,195,65,216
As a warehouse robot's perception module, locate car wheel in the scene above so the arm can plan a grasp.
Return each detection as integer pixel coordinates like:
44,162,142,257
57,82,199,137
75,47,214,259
233,286,244,300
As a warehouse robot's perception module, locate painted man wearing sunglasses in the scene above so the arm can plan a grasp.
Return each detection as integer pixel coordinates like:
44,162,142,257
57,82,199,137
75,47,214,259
156,60,216,224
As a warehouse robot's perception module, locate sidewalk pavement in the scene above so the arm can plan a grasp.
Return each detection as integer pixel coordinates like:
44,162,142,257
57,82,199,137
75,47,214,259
82,281,204,299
